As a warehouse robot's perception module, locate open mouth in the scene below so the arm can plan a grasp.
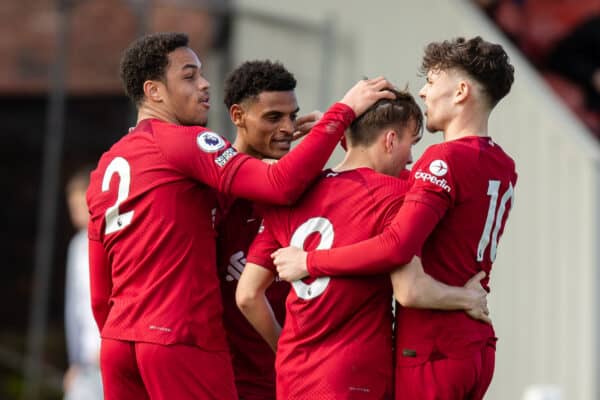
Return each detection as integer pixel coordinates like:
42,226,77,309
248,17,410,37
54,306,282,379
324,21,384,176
199,96,210,109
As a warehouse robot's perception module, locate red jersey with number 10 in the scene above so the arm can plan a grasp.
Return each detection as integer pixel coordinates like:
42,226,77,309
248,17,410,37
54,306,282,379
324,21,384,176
397,136,517,367
248,168,410,399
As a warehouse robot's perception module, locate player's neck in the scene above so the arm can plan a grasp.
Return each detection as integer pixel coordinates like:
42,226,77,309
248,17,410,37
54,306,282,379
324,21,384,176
443,110,490,141
333,148,376,172
233,135,263,159
137,103,181,125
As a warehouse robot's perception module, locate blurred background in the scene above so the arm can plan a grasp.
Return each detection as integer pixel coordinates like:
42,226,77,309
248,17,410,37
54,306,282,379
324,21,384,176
2,0,598,399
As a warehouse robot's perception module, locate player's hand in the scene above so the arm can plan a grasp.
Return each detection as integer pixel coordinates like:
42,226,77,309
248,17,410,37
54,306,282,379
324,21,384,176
63,365,80,392
292,111,323,141
463,271,492,324
271,246,309,282
340,76,396,117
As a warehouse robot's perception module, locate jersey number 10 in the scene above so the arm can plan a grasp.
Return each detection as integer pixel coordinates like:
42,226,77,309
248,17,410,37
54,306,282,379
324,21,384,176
477,180,514,263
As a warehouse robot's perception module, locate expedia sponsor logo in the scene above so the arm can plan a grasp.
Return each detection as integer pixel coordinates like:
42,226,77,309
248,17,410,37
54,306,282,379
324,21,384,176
414,171,452,192
215,147,237,167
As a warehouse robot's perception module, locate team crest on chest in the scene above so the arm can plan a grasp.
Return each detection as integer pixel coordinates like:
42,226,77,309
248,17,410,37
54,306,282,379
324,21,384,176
197,131,225,153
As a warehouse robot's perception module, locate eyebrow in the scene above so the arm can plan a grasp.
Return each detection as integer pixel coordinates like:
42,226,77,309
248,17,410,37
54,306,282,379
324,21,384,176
181,64,199,71
263,107,300,116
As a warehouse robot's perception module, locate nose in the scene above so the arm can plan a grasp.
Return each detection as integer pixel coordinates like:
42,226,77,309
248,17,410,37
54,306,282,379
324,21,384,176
281,116,294,134
418,84,426,99
198,75,210,90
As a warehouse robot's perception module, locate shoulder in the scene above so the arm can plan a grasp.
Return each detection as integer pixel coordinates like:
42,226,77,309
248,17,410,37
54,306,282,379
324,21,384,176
152,121,226,150
356,169,410,199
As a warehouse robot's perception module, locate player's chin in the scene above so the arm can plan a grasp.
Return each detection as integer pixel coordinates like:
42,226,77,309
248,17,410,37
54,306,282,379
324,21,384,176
270,143,291,158
425,122,440,134
192,114,208,126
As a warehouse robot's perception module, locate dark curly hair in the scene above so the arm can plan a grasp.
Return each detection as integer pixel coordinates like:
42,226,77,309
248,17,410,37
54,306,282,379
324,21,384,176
420,36,514,107
120,32,189,105
223,60,297,108
348,88,423,147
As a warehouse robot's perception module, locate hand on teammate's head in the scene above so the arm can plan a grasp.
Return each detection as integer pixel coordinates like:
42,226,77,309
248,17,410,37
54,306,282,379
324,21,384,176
340,77,397,117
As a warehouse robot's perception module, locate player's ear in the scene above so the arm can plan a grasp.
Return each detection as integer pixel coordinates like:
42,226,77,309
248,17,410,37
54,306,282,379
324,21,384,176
230,104,246,128
143,80,164,103
454,80,469,104
384,130,396,153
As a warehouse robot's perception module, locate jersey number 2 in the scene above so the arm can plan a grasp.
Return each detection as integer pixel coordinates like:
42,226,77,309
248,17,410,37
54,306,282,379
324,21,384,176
102,157,134,234
289,217,333,300
477,180,514,262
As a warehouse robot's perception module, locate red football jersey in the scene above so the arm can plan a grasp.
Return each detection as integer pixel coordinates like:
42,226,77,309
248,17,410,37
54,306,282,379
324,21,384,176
247,168,410,399
307,137,517,363
397,136,517,362
87,103,354,351
216,196,288,400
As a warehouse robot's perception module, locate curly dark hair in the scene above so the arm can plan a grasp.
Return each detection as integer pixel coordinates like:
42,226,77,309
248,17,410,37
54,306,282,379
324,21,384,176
223,60,297,108
420,36,514,107
120,32,189,105
348,88,423,147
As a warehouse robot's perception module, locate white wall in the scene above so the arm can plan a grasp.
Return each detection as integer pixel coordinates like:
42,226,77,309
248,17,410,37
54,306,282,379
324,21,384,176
231,1,600,398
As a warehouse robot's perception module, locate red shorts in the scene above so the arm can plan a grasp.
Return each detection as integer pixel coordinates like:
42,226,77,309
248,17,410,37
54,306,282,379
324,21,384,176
100,338,237,400
395,343,495,400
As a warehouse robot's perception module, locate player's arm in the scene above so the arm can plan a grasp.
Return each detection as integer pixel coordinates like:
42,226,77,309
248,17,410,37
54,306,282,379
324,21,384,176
226,77,396,204
161,78,396,205
88,238,112,331
236,262,281,352
237,219,283,352
391,256,491,324
273,200,441,281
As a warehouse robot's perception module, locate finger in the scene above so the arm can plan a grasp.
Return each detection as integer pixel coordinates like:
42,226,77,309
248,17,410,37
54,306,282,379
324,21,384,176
294,113,318,125
473,270,487,282
371,78,394,92
373,89,397,101
293,122,313,134
292,131,304,141
366,76,386,84
466,270,486,286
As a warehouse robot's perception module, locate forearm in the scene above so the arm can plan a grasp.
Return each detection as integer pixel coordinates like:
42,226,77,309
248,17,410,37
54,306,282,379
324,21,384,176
308,201,439,277
237,295,281,352
88,239,111,331
228,103,354,204
396,271,473,310
236,262,280,351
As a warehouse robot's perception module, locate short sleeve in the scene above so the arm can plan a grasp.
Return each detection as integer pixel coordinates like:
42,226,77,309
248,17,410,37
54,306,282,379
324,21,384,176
247,219,279,272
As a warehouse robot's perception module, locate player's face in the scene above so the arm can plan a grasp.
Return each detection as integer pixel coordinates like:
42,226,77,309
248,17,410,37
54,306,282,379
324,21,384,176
67,187,89,231
162,47,211,126
238,91,299,159
419,68,459,133
389,119,421,176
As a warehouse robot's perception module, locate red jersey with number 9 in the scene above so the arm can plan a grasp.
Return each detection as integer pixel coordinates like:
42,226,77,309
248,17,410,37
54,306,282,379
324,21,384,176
397,136,517,366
